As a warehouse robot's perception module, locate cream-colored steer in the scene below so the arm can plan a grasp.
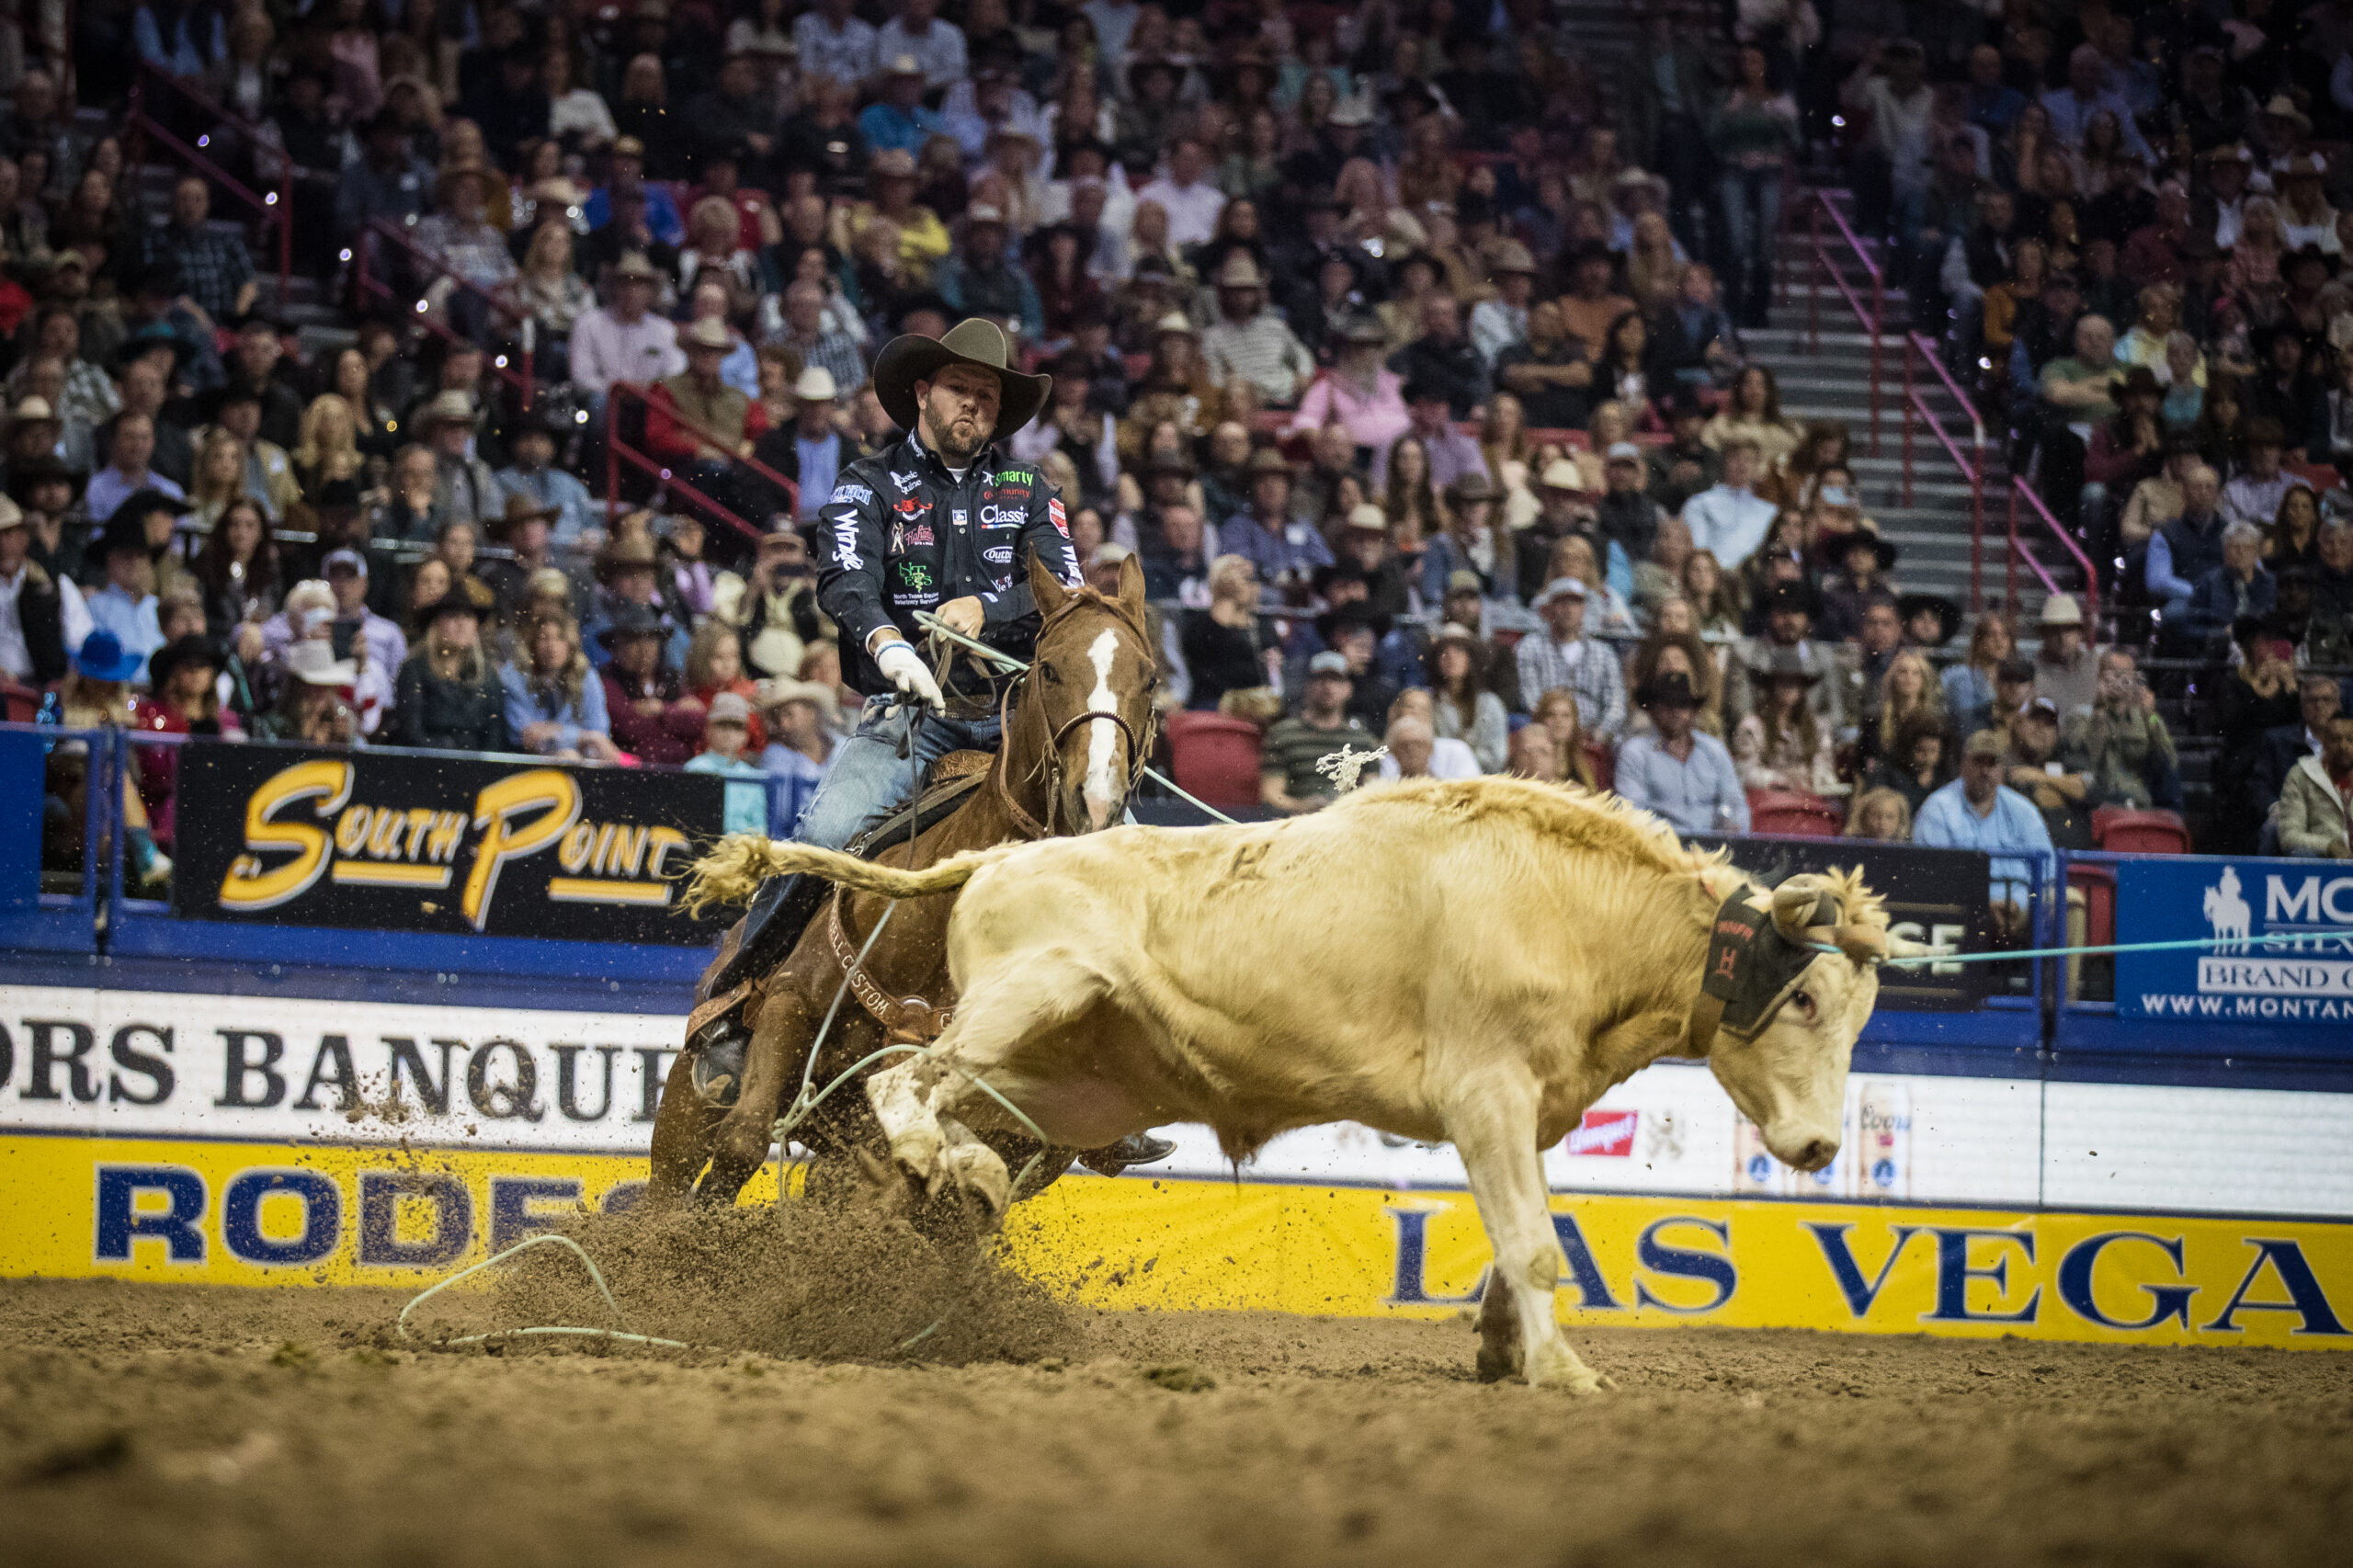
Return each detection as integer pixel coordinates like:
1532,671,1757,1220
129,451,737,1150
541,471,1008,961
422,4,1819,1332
726,778,1927,1390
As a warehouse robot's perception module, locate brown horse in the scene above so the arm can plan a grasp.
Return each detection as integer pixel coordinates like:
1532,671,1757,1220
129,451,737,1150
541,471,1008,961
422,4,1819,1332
650,553,1161,1209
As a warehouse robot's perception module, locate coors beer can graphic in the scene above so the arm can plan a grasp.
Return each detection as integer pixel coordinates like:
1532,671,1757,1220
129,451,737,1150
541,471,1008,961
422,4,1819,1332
1857,1081,1912,1199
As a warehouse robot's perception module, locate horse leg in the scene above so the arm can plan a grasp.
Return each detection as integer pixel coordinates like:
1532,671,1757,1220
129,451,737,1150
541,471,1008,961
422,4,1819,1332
1442,1067,1610,1393
699,988,815,1204
646,1048,725,1208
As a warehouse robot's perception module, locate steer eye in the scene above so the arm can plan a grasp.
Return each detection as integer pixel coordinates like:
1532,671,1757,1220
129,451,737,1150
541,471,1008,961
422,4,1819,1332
1791,988,1818,1023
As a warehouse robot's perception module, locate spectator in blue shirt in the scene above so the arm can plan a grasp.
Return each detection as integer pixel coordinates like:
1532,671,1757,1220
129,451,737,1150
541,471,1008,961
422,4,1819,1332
758,677,840,835
1613,671,1749,836
685,691,773,835
500,610,620,762
858,56,945,156
1961,45,2027,134
84,517,165,684
1913,729,2056,936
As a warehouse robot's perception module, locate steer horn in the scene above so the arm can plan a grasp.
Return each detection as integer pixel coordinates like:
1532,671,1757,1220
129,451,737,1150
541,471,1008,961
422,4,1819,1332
1771,878,1838,940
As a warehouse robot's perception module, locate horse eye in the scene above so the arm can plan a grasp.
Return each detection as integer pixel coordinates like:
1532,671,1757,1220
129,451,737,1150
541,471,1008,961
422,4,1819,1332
1039,664,1062,684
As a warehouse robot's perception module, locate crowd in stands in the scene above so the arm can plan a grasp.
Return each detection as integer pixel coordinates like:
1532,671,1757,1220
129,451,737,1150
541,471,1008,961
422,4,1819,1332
6,0,2352,897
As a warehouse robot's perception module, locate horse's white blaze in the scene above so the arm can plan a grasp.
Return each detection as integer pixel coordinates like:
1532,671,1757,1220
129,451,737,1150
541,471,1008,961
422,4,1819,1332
1082,629,1120,823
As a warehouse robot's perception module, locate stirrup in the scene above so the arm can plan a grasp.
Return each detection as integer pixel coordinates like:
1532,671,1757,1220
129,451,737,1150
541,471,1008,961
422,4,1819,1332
1077,1131,1176,1176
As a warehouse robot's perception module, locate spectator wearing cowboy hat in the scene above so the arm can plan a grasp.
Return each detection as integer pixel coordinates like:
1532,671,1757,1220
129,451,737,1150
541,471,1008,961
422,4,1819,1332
1423,619,1510,772
858,55,944,157
413,392,499,530
494,415,597,546
1469,242,1540,369
1201,254,1314,406
388,592,507,751
1815,528,1900,643
934,203,1044,344
684,689,774,835
757,676,841,835
1518,574,1628,740
585,531,692,671
1219,448,1331,589
753,365,869,520
1288,315,1410,451
1615,669,1749,835
1900,592,1963,653
597,601,702,766
0,490,87,684
570,252,686,405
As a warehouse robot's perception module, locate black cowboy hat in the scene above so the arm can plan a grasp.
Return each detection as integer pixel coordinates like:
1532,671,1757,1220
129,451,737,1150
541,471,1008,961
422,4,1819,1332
410,591,485,634
1816,527,1897,572
1314,601,1391,646
1898,592,1962,647
146,633,225,690
595,601,667,650
6,452,85,503
98,488,191,557
870,318,1051,441
1636,670,1701,709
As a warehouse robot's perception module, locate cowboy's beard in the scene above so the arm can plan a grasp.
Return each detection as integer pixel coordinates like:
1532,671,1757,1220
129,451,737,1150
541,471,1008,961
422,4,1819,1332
920,389,992,463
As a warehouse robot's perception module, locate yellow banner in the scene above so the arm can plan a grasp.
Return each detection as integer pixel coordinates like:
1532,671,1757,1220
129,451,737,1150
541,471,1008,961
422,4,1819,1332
6,1135,2348,1350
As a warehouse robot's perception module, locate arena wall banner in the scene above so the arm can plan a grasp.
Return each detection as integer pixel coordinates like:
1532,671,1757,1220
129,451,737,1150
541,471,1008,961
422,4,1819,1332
3,1137,2349,1352
168,742,727,944
1694,838,1995,1010
2115,857,2353,1025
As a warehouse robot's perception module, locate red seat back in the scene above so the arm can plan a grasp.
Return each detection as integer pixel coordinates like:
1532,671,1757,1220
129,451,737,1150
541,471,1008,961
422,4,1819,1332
0,680,40,723
1747,790,1844,837
1165,711,1266,812
2069,861,2117,947
2091,807,2190,854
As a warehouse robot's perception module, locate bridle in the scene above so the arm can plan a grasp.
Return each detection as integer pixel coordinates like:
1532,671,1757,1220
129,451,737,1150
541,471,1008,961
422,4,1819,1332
988,590,1160,842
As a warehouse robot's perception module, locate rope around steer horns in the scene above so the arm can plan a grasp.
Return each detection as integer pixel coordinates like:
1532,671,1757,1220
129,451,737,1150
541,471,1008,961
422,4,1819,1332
1834,934,2335,968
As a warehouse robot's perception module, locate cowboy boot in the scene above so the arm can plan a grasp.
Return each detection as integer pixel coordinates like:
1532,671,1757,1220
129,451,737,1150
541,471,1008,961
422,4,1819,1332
1076,1132,1177,1175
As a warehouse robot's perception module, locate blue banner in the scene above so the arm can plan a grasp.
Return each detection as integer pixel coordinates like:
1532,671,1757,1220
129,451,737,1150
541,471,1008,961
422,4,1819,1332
2116,858,2353,1025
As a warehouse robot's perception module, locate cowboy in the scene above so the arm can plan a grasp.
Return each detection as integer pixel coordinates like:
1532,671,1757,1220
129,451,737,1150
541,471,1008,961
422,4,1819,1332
1201,254,1313,406
696,319,1086,1028
494,413,597,545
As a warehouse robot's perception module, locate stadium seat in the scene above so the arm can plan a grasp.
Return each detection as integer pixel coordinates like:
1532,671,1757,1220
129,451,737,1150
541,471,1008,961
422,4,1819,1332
1165,711,1266,812
1581,739,1613,791
2092,807,2191,855
1746,790,1844,837
0,680,39,723
2068,861,2117,948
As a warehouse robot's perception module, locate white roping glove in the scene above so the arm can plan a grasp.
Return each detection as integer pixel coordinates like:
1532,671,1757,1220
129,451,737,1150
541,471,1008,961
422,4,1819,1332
874,638,945,713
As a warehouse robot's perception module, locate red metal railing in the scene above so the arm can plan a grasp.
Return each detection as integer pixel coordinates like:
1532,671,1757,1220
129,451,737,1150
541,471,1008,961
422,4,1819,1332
2006,476,2100,626
1806,192,1884,455
123,62,292,295
352,217,535,407
1900,332,1992,611
602,380,799,544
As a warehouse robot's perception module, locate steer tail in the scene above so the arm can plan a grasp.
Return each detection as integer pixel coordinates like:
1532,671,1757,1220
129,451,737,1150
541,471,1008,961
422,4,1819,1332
678,836,1017,915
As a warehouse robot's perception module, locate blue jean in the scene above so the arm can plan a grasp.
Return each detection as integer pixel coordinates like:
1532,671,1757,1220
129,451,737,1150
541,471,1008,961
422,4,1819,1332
793,695,1005,851
1718,166,1783,284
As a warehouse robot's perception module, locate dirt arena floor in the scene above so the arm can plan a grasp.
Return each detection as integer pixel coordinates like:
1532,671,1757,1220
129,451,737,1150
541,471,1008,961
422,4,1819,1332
4,1218,2351,1568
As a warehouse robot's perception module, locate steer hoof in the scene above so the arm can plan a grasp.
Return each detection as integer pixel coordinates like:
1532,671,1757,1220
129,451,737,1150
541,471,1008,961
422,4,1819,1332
931,1140,1011,1225
1474,1341,1524,1384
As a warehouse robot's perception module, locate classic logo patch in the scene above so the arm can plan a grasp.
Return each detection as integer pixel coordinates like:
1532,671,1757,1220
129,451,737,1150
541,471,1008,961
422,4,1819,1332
829,483,873,506
978,503,1023,527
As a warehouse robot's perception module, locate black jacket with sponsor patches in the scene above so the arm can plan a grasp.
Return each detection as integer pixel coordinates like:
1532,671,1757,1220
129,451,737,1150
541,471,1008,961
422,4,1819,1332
815,433,1085,699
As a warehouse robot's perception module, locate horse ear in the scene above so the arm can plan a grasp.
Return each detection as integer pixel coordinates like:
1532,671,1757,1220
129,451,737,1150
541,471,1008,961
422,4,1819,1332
1029,548,1070,617
1116,550,1146,613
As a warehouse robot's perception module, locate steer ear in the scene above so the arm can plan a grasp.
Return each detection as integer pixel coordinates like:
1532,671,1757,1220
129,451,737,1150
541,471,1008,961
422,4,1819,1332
1029,548,1070,616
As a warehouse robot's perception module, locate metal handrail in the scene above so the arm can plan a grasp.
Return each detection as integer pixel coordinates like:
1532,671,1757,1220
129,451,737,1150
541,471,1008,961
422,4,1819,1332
124,62,292,296
1807,192,1885,455
353,217,536,407
1900,333,1992,611
601,380,800,544
2006,476,2100,623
